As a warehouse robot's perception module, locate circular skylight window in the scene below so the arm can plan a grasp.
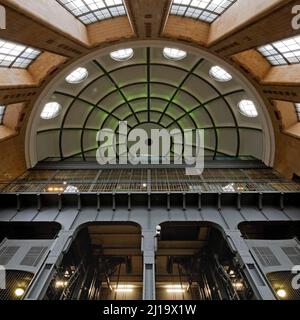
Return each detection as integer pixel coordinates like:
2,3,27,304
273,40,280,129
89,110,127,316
238,100,258,118
40,102,62,120
163,47,187,61
209,66,232,82
110,48,134,61
65,67,88,84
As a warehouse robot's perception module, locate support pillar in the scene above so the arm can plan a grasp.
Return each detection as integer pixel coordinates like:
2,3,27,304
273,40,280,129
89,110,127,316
226,230,275,300
142,230,156,300
25,230,74,300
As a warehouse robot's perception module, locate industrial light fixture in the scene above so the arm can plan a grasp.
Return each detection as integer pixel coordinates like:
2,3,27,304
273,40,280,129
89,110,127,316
66,67,89,84
232,282,244,291
238,100,258,118
114,284,134,293
47,187,64,192
167,288,185,293
165,284,186,293
276,288,287,299
110,48,134,61
229,270,236,277
55,280,68,289
64,185,79,193
40,102,62,120
14,288,25,297
209,66,232,82
222,183,235,192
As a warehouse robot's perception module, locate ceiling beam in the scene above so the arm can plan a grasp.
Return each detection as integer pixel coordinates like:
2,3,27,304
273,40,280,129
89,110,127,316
0,87,39,105
232,50,300,102
0,52,66,105
261,85,300,103
209,0,298,56
124,0,172,38
0,1,89,57
162,16,209,46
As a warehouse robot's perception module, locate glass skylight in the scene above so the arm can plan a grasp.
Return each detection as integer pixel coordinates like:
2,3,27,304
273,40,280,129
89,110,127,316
163,47,187,61
0,40,41,69
110,48,134,61
57,0,126,25
66,67,89,84
295,103,300,121
41,102,62,120
257,35,300,65
209,65,232,82
238,100,258,118
0,105,5,124
170,0,237,23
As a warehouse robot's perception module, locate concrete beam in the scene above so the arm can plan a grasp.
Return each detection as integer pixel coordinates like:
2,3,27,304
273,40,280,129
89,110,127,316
124,0,172,38
209,0,298,56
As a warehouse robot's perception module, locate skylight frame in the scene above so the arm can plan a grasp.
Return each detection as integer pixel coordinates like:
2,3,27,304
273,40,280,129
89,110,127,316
257,35,300,66
0,105,5,124
238,100,258,118
0,40,41,69
209,65,232,82
65,67,89,84
170,0,237,24
110,48,134,61
40,102,62,120
295,103,300,121
56,0,127,25
163,47,187,61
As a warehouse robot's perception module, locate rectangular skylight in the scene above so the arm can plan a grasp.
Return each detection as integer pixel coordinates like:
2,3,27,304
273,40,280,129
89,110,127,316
0,106,5,124
258,36,300,65
0,40,41,69
295,103,300,121
57,0,127,25
170,0,237,23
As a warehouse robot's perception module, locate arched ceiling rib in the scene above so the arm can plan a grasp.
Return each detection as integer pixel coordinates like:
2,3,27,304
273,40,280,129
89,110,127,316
33,46,264,163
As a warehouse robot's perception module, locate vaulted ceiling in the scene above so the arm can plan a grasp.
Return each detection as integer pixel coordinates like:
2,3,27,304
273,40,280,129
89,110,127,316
33,45,265,163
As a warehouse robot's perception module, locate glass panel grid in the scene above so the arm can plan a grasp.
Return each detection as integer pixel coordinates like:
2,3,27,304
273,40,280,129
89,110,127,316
170,0,237,23
209,65,232,82
66,67,89,84
258,36,300,65
238,100,258,118
57,0,126,25
40,102,62,120
0,40,41,69
0,105,5,124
